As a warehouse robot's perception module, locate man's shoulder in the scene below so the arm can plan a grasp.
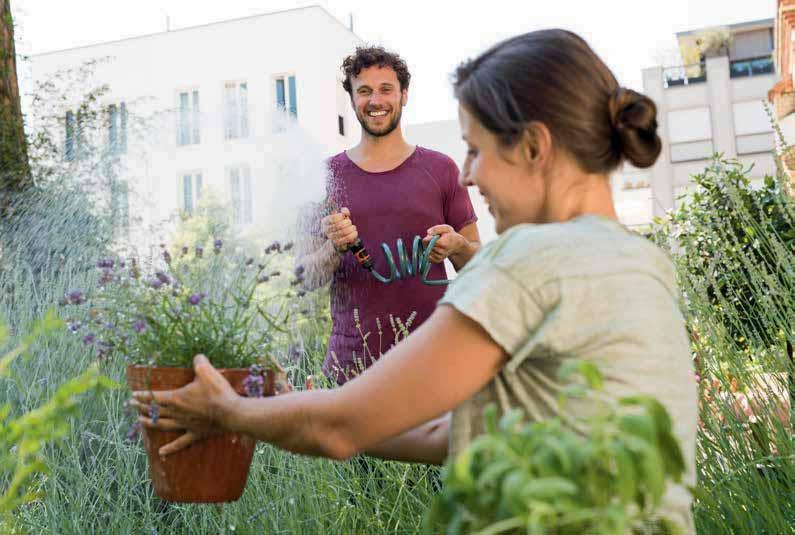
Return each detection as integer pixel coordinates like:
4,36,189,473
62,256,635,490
414,146,459,171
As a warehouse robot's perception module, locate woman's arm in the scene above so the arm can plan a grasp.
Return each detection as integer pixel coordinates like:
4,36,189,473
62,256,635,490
134,305,506,460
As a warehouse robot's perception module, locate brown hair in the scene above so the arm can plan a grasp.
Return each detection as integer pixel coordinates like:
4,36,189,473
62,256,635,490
453,29,661,172
341,46,411,96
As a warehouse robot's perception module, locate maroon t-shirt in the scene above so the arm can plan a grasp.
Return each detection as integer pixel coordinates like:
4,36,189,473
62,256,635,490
323,147,477,384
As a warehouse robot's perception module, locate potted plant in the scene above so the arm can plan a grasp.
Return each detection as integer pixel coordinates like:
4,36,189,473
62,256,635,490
59,238,302,502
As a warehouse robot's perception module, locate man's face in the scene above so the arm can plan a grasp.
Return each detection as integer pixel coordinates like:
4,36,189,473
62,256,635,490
350,66,407,137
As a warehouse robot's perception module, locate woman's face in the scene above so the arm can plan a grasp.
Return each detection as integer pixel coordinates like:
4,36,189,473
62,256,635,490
458,105,547,234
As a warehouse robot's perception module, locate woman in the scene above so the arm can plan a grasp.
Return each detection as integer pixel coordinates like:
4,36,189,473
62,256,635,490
134,29,696,529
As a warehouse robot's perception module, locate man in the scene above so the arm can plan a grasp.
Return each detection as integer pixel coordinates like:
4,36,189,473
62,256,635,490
299,46,480,385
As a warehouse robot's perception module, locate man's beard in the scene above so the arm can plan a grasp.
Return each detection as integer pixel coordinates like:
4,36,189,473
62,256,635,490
356,105,403,137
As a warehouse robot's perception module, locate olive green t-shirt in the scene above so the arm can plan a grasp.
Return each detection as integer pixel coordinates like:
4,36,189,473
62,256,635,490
439,215,696,531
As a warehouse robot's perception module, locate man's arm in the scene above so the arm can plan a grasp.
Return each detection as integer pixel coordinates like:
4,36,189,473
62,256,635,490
448,222,481,271
295,234,342,290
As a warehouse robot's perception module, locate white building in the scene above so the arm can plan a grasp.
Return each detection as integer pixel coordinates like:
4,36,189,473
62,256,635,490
25,6,364,242
632,18,778,225
408,19,779,232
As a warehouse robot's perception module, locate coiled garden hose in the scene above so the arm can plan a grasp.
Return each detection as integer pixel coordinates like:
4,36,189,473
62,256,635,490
348,235,451,286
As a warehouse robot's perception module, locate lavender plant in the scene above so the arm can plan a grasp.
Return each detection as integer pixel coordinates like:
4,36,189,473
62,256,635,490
59,239,303,370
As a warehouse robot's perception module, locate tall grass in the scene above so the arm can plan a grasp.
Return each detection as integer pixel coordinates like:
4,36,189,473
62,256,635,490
654,156,794,534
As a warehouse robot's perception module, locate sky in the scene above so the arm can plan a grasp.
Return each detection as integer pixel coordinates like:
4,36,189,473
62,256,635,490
11,0,775,125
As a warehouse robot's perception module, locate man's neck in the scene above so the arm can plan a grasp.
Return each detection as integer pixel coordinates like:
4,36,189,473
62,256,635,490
347,126,415,173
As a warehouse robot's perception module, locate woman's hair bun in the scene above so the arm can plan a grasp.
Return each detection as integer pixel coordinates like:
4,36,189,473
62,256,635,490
608,87,662,168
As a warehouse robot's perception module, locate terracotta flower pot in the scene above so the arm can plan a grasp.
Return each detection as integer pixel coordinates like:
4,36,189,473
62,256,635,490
127,364,276,503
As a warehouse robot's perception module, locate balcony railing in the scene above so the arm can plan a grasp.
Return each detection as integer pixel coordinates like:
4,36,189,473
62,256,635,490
729,56,775,79
663,63,707,88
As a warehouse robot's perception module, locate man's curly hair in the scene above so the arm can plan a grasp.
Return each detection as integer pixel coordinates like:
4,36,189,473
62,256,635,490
341,46,411,96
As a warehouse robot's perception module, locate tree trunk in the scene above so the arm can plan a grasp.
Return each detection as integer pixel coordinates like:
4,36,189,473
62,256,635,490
0,0,31,216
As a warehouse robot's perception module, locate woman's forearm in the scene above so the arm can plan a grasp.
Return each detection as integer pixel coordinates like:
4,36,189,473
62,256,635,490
220,389,360,460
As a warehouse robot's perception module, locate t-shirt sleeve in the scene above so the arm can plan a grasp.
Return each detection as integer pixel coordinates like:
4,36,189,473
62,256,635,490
438,259,549,366
442,157,478,231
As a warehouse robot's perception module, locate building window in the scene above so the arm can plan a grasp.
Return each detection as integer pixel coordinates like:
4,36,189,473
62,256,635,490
274,75,297,117
224,82,248,140
107,102,128,155
111,178,129,231
120,102,128,153
228,164,252,224
178,90,200,146
65,111,75,161
338,115,345,136
180,172,203,216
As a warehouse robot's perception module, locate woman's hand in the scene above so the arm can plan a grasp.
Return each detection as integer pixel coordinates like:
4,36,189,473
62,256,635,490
131,355,244,456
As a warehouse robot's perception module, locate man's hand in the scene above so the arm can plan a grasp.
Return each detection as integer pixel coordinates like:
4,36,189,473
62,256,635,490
321,207,358,252
423,224,468,264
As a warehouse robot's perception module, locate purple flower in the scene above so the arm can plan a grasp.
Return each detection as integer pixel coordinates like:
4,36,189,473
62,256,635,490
97,258,114,269
294,265,305,277
133,320,147,334
148,403,160,423
162,250,172,264
155,271,170,285
213,239,223,254
68,321,81,333
126,421,141,442
243,366,265,398
257,275,270,284
195,246,204,258
283,242,294,252
130,258,140,279
68,290,86,305
181,246,189,256
188,292,206,306
83,334,95,345
150,278,164,290
99,268,114,285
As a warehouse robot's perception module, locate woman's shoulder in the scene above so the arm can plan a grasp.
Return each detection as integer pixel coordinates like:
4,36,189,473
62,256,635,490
477,216,677,289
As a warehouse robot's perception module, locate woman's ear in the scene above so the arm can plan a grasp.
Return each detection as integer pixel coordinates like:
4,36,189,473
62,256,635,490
521,122,552,167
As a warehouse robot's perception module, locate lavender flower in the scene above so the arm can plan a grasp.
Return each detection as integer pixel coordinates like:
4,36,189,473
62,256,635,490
97,258,114,269
68,321,82,333
181,246,189,256
195,246,204,258
133,320,147,334
148,403,160,424
163,250,172,264
83,334,95,345
126,421,141,442
294,265,305,277
213,239,223,254
155,271,170,285
68,290,86,305
188,293,206,306
283,242,294,252
150,278,164,290
99,268,114,285
243,365,265,398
